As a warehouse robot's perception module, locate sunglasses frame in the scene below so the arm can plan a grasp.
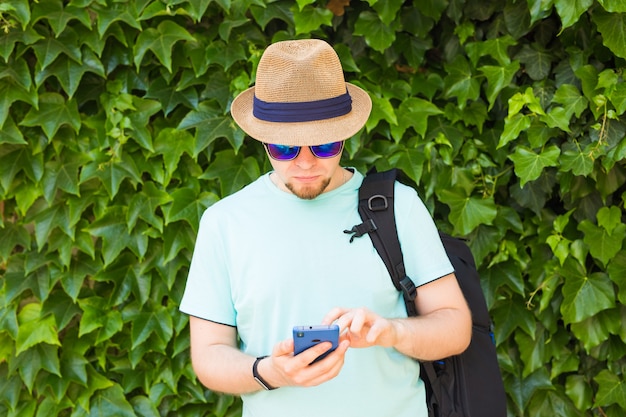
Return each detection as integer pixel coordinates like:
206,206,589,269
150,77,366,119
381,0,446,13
263,141,344,161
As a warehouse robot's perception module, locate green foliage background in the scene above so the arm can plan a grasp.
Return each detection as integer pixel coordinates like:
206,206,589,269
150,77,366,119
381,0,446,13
1,0,625,416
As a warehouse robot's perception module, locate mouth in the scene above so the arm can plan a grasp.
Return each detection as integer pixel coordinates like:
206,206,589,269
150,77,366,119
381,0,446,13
292,175,320,183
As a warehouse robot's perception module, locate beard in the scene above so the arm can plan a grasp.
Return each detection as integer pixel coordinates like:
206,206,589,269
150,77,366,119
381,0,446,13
285,177,332,200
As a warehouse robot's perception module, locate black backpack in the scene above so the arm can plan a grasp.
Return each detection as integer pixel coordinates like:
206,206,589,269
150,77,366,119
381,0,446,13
345,169,507,417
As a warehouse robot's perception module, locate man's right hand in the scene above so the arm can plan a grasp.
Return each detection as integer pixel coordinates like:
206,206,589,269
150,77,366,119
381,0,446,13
258,337,350,389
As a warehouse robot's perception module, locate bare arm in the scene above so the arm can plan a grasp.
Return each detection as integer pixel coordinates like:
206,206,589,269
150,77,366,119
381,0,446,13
323,273,472,361
188,316,350,394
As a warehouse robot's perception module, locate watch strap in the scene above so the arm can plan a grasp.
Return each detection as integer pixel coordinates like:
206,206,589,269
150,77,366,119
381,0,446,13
253,356,276,390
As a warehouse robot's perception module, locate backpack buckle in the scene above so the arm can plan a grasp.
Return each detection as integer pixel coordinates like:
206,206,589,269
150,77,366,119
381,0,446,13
399,276,416,301
368,194,388,211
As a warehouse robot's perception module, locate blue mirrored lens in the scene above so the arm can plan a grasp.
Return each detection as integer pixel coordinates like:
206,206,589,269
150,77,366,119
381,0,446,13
266,144,300,160
310,141,343,158
265,141,343,161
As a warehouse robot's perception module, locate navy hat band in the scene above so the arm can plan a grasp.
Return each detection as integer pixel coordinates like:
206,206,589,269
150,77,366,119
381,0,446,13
253,91,352,123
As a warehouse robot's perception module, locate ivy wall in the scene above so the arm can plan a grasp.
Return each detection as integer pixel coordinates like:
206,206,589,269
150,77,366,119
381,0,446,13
1,0,625,416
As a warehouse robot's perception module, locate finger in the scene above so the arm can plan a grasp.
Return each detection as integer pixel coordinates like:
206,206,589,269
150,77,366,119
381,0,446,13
273,338,295,356
366,320,384,343
349,309,366,334
321,307,345,325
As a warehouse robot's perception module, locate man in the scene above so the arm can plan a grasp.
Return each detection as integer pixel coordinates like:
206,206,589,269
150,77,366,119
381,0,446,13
179,39,471,417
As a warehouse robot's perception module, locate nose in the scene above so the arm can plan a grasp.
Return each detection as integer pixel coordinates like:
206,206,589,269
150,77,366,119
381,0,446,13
294,146,316,169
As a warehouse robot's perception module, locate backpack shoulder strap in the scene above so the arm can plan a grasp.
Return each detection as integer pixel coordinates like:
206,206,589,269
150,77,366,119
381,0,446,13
350,168,418,316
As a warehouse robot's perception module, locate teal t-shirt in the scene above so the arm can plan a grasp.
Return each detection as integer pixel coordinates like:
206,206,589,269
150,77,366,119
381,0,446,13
180,170,454,417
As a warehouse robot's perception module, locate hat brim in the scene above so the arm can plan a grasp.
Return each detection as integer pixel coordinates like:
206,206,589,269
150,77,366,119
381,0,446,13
230,83,372,146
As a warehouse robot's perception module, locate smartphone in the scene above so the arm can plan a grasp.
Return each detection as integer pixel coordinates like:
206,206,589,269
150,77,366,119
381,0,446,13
293,324,340,363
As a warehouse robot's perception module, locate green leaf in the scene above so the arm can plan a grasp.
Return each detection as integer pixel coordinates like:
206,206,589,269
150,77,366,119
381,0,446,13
515,328,550,377
41,158,82,203
609,80,626,114
250,2,294,30
554,0,593,30
181,0,213,22
353,11,398,52
88,385,136,417
0,27,42,62
371,0,403,25
539,107,571,132
153,127,194,183
77,297,124,342
144,77,198,116
79,152,142,199
594,11,626,58
95,253,149,306
514,44,553,80
133,20,195,72
30,0,91,36
570,308,622,351
527,389,583,417
30,28,82,70
0,58,31,93
218,17,250,41
41,291,81,331
200,150,260,197
127,181,172,232
162,187,220,232
560,142,594,175
607,251,626,304
162,221,196,263
0,78,37,128
93,2,142,37
597,0,626,13
552,84,588,118
16,303,61,355
466,35,517,66
507,368,554,413
130,304,173,349
0,116,27,145
205,40,247,71
387,148,426,185
438,188,498,235
129,396,161,417
28,201,72,249
292,4,333,35
34,48,105,98
391,97,441,140
1,0,30,29
508,87,546,117
178,102,245,155
0,223,31,262
443,56,481,109
508,145,560,187
86,206,133,266
560,259,615,324
480,61,520,110
492,292,537,343
19,93,81,139
367,95,398,132
594,370,626,409
125,96,161,152
578,207,626,266
566,375,594,412
0,145,44,191
12,343,62,393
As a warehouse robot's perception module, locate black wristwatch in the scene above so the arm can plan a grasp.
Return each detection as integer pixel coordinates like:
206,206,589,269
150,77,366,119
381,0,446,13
253,356,277,391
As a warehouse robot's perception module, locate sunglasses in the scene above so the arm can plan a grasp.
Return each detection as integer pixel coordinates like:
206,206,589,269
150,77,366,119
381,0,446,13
264,141,344,161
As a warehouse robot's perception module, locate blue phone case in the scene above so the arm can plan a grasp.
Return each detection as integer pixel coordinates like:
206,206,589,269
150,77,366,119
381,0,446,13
293,324,340,362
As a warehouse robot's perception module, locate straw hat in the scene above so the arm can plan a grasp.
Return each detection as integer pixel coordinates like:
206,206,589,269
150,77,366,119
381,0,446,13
230,39,372,146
